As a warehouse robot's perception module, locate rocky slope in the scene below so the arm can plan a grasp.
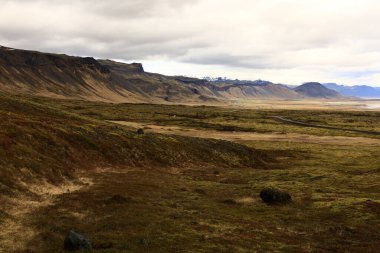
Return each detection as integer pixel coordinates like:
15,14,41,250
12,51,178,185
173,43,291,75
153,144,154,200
0,46,206,103
0,46,342,102
209,80,301,99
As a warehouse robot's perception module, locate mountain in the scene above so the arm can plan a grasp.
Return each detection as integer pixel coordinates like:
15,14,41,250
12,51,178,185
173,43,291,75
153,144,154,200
205,79,302,99
294,82,341,98
0,46,343,102
324,83,380,98
0,45,216,103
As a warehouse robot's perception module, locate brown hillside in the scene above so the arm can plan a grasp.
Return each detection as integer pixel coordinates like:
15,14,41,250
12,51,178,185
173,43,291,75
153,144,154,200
0,46,329,103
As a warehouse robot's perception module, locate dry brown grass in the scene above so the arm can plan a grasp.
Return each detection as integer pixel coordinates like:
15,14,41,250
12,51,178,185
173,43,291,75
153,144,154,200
110,120,380,146
1,93,379,252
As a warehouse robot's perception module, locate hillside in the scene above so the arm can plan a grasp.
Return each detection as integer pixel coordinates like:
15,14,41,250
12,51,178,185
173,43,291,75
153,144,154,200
0,92,265,197
207,79,302,99
294,82,342,98
1,93,379,252
0,46,314,103
0,46,212,103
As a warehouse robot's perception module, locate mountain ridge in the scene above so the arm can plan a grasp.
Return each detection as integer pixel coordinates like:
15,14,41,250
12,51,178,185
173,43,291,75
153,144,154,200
324,83,380,98
0,45,345,102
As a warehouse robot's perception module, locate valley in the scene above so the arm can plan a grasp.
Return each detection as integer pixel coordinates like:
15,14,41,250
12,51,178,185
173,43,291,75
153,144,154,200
2,0,380,252
1,94,379,252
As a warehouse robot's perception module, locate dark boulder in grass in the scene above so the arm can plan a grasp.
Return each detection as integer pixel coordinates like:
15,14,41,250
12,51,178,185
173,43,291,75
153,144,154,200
260,187,292,204
108,194,134,204
222,199,238,205
64,230,92,251
137,128,145,135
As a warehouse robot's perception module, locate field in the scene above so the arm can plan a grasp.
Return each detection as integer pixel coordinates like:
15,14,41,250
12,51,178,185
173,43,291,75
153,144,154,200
1,94,380,252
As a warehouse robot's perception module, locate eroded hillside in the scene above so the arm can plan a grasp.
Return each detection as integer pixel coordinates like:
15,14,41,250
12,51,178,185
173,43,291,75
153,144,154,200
0,46,317,103
0,92,265,196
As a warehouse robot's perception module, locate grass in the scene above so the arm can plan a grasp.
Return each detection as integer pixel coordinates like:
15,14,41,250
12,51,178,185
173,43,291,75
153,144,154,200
0,93,263,196
38,98,380,138
1,94,379,252
19,141,380,252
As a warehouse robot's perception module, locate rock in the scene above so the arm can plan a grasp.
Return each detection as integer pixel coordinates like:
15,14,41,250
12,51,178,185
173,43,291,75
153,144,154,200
191,88,200,94
137,128,144,135
109,194,133,204
140,238,150,246
93,242,113,249
194,188,207,195
0,210,11,220
260,187,291,204
222,199,237,205
129,63,144,73
64,230,92,251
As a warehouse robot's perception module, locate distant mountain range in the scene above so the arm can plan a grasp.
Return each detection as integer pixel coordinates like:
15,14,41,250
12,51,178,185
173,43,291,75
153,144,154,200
323,83,380,98
0,45,349,103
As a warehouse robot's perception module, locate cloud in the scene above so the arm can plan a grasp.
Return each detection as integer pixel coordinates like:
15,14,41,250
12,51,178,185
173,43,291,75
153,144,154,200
0,0,380,85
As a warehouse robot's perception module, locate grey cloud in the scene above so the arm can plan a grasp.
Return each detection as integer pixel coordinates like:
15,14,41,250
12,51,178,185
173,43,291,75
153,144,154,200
1,0,380,85
87,0,199,19
180,53,291,69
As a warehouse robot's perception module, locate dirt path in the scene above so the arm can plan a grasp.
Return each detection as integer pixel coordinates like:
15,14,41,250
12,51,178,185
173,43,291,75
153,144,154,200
0,177,92,253
109,121,380,147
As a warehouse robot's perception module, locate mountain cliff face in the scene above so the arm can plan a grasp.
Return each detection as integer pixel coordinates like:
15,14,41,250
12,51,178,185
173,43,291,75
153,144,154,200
0,46,209,103
0,46,341,103
294,82,341,98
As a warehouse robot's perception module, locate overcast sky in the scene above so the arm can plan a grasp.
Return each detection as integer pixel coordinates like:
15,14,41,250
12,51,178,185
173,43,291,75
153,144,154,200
1,0,380,86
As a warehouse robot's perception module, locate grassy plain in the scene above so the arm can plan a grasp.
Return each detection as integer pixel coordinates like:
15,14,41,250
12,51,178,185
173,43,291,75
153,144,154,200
50,98,380,137
1,94,379,252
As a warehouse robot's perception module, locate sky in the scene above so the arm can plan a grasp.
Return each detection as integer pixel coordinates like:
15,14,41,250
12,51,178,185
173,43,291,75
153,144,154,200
1,0,380,86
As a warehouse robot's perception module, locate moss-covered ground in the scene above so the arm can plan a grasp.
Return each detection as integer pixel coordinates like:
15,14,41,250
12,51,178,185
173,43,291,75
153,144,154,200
1,94,379,252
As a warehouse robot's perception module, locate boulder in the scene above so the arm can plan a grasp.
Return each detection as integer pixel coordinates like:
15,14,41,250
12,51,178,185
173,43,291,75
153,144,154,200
140,238,151,246
222,199,238,205
137,128,144,135
64,230,92,251
260,187,291,204
108,194,133,204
